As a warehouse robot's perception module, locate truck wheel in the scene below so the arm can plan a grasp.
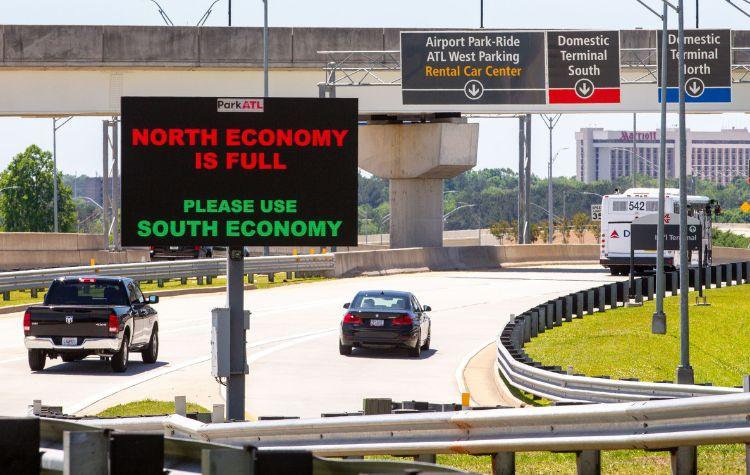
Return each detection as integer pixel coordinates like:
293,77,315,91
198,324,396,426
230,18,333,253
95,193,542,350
28,350,46,371
111,333,130,373
141,326,159,364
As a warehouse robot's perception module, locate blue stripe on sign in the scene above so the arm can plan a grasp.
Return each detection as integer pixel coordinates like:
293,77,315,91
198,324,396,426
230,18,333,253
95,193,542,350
657,87,732,103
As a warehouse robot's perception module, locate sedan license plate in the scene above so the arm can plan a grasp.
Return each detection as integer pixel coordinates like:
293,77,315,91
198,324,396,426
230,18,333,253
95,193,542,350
169,246,179,251
370,319,384,327
61,337,77,346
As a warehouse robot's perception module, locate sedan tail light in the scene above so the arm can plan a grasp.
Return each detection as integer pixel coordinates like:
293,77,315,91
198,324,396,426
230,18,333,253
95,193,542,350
23,311,31,335
343,313,362,324
108,312,119,334
391,314,413,326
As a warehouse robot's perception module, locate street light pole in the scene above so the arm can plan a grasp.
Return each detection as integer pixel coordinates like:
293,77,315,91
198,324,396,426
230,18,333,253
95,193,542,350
653,1,669,335
52,117,73,233
676,0,694,385
480,0,484,28
262,0,270,259
542,115,562,244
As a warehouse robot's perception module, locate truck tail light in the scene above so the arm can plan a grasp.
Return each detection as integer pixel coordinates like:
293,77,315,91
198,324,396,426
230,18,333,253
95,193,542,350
108,312,119,334
343,313,362,324
23,311,31,335
391,314,413,326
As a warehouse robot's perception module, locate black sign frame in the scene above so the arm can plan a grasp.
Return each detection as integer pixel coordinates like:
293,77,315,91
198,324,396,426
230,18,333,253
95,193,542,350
120,97,359,247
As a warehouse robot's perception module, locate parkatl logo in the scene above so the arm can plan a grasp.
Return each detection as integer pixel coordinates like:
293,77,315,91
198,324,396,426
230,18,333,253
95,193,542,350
610,230,620,239
217,98,264,112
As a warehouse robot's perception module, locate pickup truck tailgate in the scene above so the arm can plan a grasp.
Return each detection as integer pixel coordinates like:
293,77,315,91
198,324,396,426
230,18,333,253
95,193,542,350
28,306,113,338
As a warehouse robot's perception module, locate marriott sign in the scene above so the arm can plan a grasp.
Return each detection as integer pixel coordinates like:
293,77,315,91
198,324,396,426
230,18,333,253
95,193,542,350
620,131,657,141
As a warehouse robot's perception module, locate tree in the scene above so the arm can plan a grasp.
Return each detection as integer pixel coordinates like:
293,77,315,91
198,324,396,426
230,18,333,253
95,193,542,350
489,220,512,244
538,223,549,244
529,223,540,243
572,212,589,243
560,217,571,244
0,145,76,232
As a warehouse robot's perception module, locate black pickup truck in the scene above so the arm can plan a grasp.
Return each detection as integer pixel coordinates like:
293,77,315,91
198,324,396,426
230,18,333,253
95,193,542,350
23,276,159,372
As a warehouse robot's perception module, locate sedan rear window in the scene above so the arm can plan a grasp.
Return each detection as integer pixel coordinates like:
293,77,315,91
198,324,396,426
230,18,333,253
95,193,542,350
45,281,128,306
351,294,410,311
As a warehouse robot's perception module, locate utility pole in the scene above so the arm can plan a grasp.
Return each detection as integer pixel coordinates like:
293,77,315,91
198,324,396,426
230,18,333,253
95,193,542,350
653,1,669,335
524,115,532,244
631,113,637,188
676,0,694,385
228,0,231,25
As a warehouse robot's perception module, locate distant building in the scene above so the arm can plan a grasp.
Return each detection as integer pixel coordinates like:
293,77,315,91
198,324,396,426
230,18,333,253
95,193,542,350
575,127,750,185
71,176,103,204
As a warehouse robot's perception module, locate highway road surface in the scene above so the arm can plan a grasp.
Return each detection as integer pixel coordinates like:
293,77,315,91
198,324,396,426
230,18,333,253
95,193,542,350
0,266,620,418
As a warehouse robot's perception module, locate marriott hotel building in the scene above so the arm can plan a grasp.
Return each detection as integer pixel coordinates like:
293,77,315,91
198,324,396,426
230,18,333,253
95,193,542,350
575,127,750,185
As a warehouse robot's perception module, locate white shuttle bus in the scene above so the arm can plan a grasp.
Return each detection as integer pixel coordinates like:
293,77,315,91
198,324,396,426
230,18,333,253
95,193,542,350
599,188,713,275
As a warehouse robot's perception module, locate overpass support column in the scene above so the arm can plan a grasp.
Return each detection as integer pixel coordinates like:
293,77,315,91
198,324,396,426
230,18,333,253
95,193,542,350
359,121,478,249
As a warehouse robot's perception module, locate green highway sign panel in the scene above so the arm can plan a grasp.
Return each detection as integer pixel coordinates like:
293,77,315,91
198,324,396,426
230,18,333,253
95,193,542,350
121,97,358,246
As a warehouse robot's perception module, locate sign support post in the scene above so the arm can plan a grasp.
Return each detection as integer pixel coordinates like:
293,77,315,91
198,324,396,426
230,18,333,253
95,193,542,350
226,247,246,420
676,0,695,385
653,1,669,335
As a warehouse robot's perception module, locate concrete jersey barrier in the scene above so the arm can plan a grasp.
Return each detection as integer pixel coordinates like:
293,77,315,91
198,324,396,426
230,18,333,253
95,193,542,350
333,244,599,277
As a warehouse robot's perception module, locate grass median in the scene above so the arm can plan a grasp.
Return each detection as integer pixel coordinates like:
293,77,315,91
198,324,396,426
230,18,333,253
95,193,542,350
97,399,209,417
524,285,750,387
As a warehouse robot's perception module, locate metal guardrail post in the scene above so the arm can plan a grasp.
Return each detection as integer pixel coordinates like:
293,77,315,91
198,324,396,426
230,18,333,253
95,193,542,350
0,417,39,474
212,405,225,423
564,295,573,322
530,311,539,338
546,302,554,329
646,276,655,301
63,430,108,475
363,398,392,415
597,287,606,313
174,396,186,417
415,454,437,463
670,447,697,475
576,450,601,475
256,450,313,474
575,292,584,318
201,447,253,475
607,283,618,309
110,432,164,475
491,452,515,474
523,314,531,343
537,307,546,334
714,265,723,289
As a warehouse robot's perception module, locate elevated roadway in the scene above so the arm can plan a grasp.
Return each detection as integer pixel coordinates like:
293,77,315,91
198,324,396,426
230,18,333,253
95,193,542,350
0,25,748,116
0,266,620,418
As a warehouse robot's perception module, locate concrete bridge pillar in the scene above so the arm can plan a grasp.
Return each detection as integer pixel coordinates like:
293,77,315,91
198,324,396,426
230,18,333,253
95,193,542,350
359,121,478,248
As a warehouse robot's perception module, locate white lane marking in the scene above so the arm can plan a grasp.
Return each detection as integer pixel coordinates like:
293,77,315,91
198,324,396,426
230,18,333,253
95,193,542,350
455,338,497,406
66,327,335,415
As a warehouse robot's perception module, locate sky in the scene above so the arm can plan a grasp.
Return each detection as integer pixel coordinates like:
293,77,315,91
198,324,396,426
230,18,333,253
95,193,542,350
0,0,747,179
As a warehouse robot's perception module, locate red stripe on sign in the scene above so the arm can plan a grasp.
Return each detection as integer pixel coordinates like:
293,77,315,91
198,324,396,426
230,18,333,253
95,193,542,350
549,88,621,104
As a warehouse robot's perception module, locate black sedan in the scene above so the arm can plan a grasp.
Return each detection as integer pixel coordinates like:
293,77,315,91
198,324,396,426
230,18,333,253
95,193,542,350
339,290,431,357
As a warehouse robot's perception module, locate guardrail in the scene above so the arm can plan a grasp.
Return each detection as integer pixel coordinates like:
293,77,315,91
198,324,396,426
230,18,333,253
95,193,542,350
0,254,335,293
496,261,750,403
5,416,462,475
73,392,750,473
